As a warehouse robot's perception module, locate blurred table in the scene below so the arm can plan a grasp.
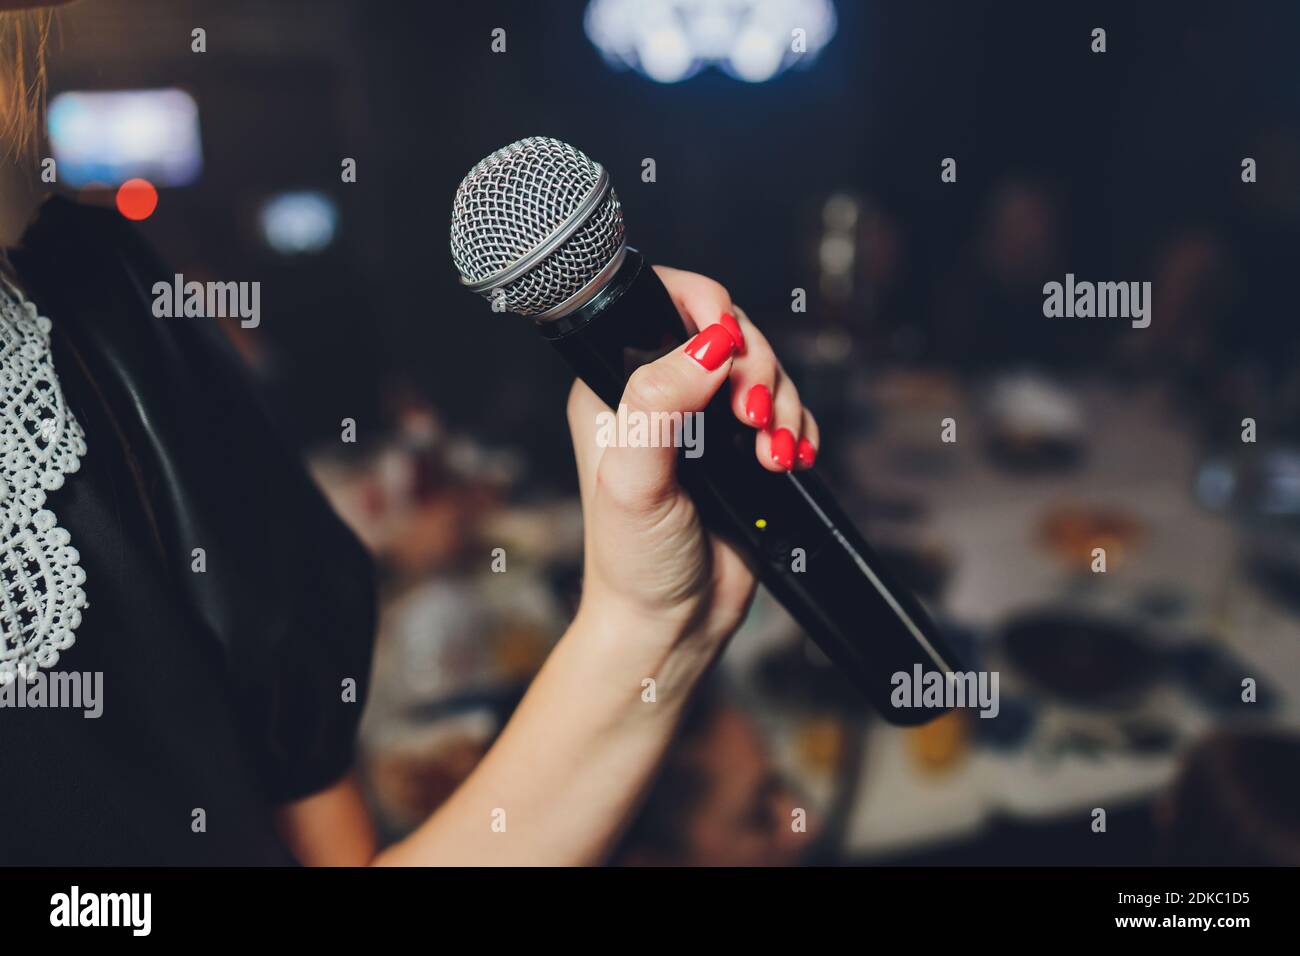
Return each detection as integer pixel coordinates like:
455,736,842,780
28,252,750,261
723,377,1300,858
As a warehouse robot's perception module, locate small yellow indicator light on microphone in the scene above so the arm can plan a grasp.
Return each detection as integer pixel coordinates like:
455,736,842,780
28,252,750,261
755,518,767,529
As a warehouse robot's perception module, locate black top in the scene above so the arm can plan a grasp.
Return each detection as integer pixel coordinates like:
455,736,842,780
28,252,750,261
1,197,376,865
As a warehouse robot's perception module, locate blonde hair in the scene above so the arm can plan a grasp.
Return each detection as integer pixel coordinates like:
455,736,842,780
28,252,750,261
0,11,53,159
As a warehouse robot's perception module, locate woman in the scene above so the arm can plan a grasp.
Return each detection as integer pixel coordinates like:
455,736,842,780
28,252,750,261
0,1,819,865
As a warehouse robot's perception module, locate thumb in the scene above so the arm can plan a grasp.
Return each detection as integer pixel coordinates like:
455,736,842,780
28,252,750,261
597,322,737,514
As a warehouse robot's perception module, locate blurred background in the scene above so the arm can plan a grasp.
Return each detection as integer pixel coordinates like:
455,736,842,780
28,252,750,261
34,0,1300,864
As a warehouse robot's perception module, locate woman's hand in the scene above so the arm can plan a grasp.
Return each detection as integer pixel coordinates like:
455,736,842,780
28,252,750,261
370,266,822,866
567,265,820,650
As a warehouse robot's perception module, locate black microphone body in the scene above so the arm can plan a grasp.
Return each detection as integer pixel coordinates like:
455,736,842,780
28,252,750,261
541,247,959,724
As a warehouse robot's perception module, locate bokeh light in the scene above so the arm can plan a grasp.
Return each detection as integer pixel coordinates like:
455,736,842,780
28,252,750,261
585,0,837,84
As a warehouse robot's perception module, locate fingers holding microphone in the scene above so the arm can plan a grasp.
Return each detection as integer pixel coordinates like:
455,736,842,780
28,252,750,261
595,320,739,517
566,311,739,522
572,268,823,527
724,306,819,472
649,268,821,475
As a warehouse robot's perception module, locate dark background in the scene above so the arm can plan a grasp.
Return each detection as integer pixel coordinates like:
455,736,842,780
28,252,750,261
45,0,1300,467
34,0,1300,866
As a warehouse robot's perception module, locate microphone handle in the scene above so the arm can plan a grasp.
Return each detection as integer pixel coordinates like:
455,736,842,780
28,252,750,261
540,248,959,723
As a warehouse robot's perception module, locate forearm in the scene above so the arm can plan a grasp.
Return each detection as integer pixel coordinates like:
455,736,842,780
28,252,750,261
373,604,720,866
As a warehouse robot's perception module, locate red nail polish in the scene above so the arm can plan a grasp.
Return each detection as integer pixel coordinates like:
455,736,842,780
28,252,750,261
745,384,773,428
719,312,745,352
771,428,796,470
684,324,736,371
797,436,817,468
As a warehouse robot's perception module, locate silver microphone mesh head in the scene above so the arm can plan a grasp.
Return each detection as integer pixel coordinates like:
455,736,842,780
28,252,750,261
450,137,626,316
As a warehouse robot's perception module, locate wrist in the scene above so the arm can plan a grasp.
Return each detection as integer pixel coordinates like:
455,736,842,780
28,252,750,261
569,596,722,695
573,589,708,648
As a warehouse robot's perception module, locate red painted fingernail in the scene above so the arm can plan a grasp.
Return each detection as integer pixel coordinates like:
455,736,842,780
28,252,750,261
797,436,817,468
684,324,736,371
771,428,796,470
719,312,745,352
745,384,773,428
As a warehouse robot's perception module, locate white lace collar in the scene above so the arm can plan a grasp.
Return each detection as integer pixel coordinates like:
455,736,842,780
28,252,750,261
0,277,88,683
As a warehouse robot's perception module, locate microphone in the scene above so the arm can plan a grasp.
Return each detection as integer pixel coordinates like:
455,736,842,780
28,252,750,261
450,137,958,724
